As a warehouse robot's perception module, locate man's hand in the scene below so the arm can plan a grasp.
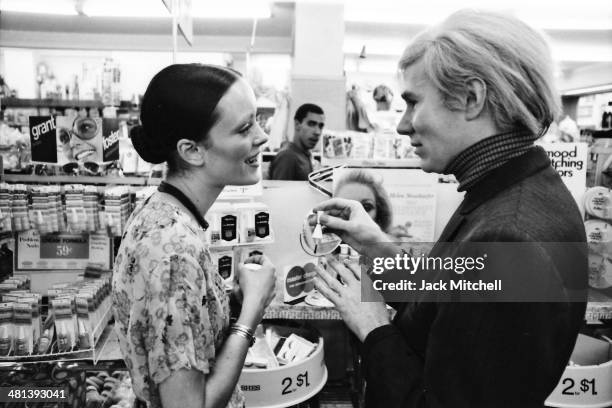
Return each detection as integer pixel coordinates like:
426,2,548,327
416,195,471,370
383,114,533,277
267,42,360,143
314,258,390,342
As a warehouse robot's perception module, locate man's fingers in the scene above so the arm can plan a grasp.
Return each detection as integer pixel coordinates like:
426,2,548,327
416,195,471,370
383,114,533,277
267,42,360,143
319,214,354,232
315,265,345,294
312,198,356,213
328,259,357,287
345,261,362,281
313,277,340,304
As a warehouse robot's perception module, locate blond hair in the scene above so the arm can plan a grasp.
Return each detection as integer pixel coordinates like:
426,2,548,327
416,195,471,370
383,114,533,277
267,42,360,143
399,9,560,136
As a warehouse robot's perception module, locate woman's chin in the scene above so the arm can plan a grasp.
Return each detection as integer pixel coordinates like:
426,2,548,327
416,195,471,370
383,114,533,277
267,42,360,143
228,173,261,186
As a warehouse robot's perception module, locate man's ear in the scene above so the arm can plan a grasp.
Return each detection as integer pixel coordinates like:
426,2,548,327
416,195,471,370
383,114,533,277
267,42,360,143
464,77,487,121
176,138,206,166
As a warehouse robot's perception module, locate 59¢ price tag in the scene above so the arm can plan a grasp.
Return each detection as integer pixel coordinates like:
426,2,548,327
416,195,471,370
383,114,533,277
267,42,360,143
561,378,598,396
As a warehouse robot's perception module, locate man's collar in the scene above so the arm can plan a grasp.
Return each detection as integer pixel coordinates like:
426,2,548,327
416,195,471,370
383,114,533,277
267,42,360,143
458,146,551,215
289,141,311,156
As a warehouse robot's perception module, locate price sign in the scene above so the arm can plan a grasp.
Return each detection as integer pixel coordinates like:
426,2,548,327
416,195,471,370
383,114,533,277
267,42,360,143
561,378,598,396
16,231,112,270
281,371,311,396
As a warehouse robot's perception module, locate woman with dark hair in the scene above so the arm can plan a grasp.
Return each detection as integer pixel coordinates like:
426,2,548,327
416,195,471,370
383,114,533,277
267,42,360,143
333,169,392,232
112,64,276,408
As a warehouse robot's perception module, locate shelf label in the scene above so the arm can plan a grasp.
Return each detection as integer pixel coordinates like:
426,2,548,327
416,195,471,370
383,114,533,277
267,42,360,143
15,231,112,271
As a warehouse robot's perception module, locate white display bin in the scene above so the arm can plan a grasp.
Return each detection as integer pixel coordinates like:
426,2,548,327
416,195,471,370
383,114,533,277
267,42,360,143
238,324,327,408
546,334,612,408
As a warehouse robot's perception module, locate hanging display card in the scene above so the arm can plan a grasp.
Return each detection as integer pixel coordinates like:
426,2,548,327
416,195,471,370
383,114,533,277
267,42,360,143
15,231,112,271
29,116,58,163
334,168,437,242
539,142,587,214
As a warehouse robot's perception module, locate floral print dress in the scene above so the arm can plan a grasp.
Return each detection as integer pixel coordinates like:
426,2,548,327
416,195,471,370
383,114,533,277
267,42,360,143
112,197,245,408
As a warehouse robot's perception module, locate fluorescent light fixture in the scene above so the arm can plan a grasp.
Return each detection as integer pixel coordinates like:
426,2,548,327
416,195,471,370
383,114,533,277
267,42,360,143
1,0,271,19
562,84,612,96
83,0,270,19
82,0,169,18
0,0,78,15
344,0,612,30
192,1,271,19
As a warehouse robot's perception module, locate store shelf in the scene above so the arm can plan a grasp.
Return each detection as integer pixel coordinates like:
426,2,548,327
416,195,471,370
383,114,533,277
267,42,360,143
2,173,149,185
0,97,104,109
321,157,421,168
264,301,342,320
0,305,112,363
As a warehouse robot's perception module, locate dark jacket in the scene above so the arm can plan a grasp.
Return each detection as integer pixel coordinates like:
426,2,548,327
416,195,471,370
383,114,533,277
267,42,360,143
361,146,587,408
269,142,313,181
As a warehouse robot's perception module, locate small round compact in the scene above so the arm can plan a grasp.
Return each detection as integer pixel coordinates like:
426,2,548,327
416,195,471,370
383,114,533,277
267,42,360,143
584,186,612,220
299,211,342,257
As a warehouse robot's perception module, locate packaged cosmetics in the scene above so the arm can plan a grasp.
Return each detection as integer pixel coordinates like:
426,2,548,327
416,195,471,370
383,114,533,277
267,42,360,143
0,302,13,356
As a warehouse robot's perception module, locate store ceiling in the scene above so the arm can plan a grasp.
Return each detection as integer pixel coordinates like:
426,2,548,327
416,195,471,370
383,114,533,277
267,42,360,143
0,2,294,37
1,0,610,74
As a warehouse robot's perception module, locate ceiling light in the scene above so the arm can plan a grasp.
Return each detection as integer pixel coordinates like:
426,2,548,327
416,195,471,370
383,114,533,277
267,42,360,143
0,0,78,15
83,0,271,19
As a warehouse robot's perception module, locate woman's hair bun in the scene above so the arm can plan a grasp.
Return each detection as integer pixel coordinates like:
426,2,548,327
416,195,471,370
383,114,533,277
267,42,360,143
129,125,168,164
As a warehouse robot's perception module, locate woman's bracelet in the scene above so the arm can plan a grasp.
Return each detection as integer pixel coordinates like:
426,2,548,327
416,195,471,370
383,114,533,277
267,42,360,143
229,323,256,347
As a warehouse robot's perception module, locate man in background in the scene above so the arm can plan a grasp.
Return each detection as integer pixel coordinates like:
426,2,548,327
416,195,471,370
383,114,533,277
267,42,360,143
269,103,325,180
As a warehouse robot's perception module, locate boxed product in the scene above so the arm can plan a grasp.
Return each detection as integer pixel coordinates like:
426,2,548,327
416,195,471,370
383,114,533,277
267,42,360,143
233,202,272,243
207,202,239,246
282,260,317,303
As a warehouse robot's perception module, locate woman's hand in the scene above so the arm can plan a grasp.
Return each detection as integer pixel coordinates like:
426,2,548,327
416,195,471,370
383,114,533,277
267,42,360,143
312,198,388,255
314,258,390,342
236,254,276,327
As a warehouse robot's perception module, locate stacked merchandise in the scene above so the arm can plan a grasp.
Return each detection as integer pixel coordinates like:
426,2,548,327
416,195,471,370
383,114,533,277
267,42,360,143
9,184,28,232
0,183,134,237
584,186,612,291
206,201,273,289
64,184,88,233
83,185,101,233
322,130,415,162
0,183,11,231
104,186,131,237
0,274,111,358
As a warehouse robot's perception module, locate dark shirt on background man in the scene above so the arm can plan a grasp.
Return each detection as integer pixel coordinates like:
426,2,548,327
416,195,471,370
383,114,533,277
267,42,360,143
268,142,313,180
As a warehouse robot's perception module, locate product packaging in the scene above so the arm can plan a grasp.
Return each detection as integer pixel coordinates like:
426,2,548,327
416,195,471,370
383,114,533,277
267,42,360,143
64,184,87,233
0,302,13,356
275,333,317,365
52,297,76,352
282,261,317,303
207,202,239,246
0,183,12,232
76,294,92,349
12,301,33,356
211,249,235,285
234,202,272,243
18,296,40,346
245,325,279,369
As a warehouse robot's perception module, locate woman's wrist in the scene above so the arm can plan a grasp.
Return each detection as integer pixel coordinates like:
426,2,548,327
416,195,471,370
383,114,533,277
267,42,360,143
236,303,263,330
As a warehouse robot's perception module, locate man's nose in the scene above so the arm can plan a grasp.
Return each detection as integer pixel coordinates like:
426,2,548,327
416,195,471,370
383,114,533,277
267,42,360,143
396,112,413,136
